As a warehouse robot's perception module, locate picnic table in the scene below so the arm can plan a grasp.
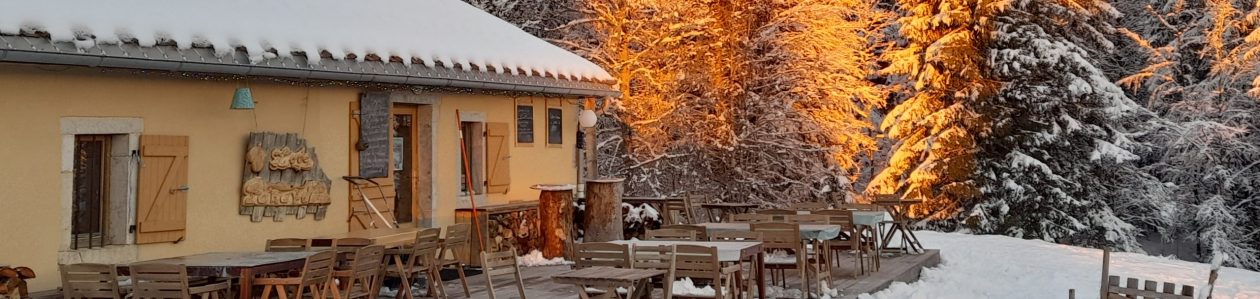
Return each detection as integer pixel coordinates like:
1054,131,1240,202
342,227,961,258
552,266,667,299
310,226,420,248
117,251,316,299
695,222,844,240
699,203,759,222
873,199,925,253
610,240,767,299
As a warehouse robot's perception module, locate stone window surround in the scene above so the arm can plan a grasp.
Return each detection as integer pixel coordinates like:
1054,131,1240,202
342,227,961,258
58,117,142,265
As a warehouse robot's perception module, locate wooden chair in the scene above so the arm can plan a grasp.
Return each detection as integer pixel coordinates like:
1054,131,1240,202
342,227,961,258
836,204,882,211
647,228,699,241
631,245,676,299
130,263,231,299
332,245,384,299
754,209,795,221
572,243,633,298
255,250,337,299
661,224,708,241
814,210,878,277
266,239,312,252
789,202,829,211
707,231,761,294
1097,249,1196,299
438,223,472,298
752,223,827,296
785,214,829,225
59,263,123,299
729,214,772,223
480,248,526,299
673,245,740,299
663,200,695,225
385,228,445,299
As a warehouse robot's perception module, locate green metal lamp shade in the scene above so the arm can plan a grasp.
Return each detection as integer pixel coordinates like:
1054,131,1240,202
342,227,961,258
231,87,255,110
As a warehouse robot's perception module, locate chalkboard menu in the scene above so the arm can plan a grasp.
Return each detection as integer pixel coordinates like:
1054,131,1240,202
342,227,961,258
547,107,563,144
358,93,391,178
517,105,534,143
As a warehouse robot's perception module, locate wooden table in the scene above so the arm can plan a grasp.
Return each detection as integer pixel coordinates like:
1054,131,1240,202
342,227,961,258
699,203,759,222
552,267,666,299
873,199,924,253
310,226,421,248
695,222,844,240
117,251,316,299
610,240,766,299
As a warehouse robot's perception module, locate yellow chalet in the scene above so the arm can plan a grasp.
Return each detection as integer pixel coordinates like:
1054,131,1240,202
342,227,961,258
0,0,615,292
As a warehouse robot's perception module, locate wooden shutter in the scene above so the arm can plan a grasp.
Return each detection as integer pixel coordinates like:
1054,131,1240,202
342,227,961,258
136,135,189,244
485,123,511,194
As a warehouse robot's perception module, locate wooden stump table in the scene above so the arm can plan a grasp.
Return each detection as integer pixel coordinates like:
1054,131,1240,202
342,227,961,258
532,184,575,259
584,178,625,242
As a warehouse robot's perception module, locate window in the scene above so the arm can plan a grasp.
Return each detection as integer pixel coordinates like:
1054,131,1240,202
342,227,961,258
547,107,563,145
458,121,486,195
516,105,534,144
72,135,110,249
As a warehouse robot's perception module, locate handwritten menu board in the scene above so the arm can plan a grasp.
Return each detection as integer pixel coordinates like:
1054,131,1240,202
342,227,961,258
547,107,563,144
358,93,391,178
517,105,534,143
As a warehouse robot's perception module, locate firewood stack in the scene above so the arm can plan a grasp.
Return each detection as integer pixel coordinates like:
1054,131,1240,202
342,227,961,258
0,266,33,299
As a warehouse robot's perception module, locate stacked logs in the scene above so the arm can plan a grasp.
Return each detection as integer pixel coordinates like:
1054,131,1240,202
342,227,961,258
485,209,542,254
0,266,33,299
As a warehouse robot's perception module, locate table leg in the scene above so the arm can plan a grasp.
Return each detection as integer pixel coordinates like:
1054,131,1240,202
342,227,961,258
238,268,254,299
756,252,766,299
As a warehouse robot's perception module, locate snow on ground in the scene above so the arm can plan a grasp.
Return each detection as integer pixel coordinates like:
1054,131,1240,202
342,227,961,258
860,231,1260,299
0,0,612,81
517,250,571,267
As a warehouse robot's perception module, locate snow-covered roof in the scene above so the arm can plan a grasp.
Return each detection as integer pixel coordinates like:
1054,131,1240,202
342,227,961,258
0,0,613,84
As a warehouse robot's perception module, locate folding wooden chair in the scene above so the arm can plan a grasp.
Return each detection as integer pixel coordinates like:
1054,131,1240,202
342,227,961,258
332,245,385,299
789,202,830,211
729,214,772,223
754,209,795,222
707,231,761,294
573,243,633,299
255,250,337,299
385,228,445,299
673,245,740,299
785,214,829,225
814,210,878,277
130,263,231,299
752,223,827,296
660,225,708,241
631,244,677,299
663,200,695,225
60,263,123,299
438,223,472,298
266,239,312,252
480,248,526,299
646,228,699,241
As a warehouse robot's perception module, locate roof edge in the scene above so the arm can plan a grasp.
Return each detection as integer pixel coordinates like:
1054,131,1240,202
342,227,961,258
0,35,620,98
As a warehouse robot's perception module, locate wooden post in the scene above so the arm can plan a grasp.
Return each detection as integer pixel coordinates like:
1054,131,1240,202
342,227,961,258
584,178,625,242
533,184,575,259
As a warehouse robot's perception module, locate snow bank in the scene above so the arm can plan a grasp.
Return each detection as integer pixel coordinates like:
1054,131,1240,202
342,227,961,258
859,231,1260,299
516,249,570,267
0,0,612,82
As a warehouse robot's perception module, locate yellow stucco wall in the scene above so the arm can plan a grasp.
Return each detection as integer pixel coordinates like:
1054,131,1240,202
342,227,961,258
0,63,580,292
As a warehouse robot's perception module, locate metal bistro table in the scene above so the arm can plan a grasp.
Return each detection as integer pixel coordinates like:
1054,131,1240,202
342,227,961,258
610,240,767,299
700,202,760,222
552,266,667,299
117,251,316,299
309,226,421,248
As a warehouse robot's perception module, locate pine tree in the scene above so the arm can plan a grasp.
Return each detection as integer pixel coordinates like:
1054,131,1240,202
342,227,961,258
871,0,1004,217
970,0,1170,250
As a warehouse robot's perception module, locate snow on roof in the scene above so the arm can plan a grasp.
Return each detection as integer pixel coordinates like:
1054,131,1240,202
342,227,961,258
0,0,613,83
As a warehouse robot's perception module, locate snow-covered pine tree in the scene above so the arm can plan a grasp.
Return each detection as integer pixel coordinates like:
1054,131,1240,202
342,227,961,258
1120,0,1260,268
871,0,1004,217
971,0,1170,250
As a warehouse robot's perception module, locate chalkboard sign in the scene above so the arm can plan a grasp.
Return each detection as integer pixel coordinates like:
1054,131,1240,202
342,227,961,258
547,107,563,145
517,105,534,143
358,93,391,178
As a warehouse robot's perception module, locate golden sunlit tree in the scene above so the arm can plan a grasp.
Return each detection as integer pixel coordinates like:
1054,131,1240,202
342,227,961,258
871,0,1004,216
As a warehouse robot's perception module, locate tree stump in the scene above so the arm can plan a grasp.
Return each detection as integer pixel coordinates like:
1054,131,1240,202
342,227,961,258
533,184,575,259
584,178,625,242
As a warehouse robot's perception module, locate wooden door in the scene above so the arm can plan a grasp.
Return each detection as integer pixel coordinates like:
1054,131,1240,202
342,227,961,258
392,106,418,224
136,135,188,244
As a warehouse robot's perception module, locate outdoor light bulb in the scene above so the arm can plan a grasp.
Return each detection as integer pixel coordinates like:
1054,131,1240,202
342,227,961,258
578,109,598,128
